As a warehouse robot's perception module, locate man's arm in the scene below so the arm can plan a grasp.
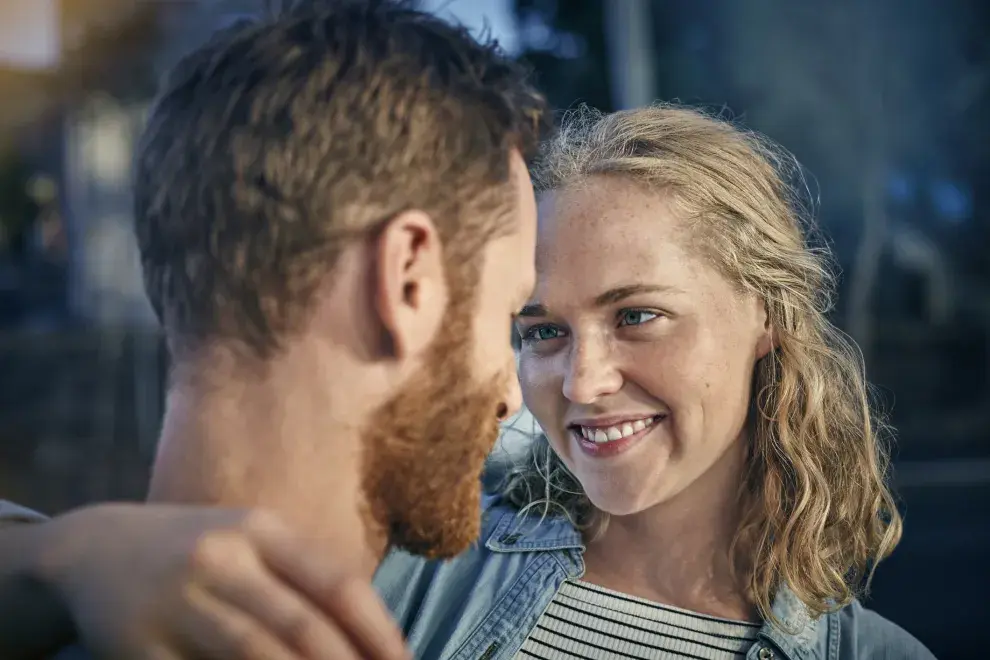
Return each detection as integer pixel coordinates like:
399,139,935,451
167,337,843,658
0,504,76,659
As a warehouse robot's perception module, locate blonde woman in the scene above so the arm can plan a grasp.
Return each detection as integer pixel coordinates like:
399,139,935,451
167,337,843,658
374,106,935,660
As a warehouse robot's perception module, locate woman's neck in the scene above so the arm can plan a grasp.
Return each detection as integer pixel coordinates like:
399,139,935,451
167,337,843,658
580,437,758,622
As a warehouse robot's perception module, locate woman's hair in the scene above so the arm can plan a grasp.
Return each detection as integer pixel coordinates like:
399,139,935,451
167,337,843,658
497,104,902,622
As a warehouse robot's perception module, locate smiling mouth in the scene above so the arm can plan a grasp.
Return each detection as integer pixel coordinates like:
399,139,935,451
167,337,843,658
569,414,666,445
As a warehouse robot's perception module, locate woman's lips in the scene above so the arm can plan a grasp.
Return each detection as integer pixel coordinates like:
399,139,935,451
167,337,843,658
571,415,665,459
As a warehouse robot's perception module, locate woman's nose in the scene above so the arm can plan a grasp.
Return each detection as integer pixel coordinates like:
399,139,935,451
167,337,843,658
561,339,622,404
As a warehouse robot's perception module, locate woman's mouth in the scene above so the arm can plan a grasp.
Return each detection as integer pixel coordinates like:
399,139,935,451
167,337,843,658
568,414,666,458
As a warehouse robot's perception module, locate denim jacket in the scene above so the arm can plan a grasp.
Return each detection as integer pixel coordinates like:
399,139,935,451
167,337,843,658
0,500,935,659
374,495,936,660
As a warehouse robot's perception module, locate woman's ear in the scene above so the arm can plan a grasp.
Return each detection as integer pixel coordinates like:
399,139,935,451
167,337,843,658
756,299,778,360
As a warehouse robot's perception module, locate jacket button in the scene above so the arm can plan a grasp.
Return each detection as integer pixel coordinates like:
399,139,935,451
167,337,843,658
757,647,775,660
500,533,520,545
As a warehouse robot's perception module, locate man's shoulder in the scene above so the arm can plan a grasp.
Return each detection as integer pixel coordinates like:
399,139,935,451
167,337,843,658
374,494,510,585
0,500,49,525
479,491,515,535
834,599,937,659
373,495,521,618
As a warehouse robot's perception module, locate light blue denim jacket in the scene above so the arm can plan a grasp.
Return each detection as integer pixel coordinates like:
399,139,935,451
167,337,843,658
374,494,936,660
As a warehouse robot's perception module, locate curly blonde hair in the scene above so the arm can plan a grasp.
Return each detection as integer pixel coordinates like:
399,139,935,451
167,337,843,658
497,104,902,622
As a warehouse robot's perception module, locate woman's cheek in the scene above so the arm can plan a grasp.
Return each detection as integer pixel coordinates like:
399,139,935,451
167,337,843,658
518,356,557,421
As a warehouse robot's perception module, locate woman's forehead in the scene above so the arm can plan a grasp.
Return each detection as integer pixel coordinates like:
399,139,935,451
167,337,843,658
531,182,741,311
536,186,688,272
538,178,682,236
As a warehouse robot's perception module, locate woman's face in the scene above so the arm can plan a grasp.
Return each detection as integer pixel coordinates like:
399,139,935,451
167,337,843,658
515,176,773,516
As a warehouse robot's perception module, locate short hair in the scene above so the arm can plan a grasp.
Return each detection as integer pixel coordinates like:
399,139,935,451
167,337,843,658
134,0,548,357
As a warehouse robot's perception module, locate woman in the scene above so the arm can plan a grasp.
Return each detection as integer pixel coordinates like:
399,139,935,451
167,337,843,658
374,106,934,659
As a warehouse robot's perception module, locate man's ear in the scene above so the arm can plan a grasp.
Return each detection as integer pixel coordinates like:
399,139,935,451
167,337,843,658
373,210,448,359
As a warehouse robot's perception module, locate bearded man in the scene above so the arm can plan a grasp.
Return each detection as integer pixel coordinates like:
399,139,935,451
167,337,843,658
0,1,547,657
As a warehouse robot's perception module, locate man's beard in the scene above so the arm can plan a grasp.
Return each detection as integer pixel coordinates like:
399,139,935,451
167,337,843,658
360,297,506,560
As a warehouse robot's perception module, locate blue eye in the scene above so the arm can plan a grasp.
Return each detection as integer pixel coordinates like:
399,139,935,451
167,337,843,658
521,324,566,343
617,310,659,327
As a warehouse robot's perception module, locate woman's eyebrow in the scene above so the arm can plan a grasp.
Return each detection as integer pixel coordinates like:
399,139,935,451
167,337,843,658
518,283,679,318
592,283,679,307
517,302,549,318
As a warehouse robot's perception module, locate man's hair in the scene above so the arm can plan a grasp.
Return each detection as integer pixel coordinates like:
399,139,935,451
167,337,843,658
134,0,548,357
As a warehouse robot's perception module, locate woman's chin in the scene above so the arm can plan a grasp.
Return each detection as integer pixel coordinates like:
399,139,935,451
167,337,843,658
577,452,677,517
584,484,671,518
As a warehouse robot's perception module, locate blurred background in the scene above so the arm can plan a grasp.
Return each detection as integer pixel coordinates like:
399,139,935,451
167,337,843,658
0,0,987,656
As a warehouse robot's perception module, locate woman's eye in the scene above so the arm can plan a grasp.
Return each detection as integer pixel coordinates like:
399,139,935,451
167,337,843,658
521,324,565,343
618,310,659,327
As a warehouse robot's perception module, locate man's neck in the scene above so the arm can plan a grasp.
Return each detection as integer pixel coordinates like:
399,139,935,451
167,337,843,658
148,356,386,579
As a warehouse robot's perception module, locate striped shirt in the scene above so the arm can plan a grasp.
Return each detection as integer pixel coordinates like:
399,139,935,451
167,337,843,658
515,580,761,660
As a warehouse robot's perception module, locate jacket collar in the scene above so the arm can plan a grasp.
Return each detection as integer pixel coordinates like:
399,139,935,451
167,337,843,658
483,497,584,553
483,500,823,660
761,585,823,660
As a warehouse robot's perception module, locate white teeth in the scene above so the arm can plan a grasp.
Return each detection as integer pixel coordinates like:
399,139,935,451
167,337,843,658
578,416,660,444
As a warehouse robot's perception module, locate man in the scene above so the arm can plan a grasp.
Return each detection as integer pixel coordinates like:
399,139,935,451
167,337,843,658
0,0,546,657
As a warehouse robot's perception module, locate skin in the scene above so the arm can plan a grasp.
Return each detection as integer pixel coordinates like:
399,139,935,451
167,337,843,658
0,151,536,660
150,150,535,568
515,175,773,621
360,153,536,559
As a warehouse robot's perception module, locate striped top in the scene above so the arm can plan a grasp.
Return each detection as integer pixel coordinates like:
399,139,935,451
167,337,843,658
514,580,761,660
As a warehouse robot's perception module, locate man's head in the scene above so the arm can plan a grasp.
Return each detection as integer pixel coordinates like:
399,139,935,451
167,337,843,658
137,0,545,558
